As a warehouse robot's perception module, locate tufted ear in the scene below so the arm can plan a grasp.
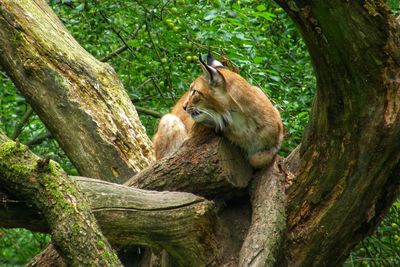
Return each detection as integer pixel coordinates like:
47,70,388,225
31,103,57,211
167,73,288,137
206,50,224,68
199,54,224,87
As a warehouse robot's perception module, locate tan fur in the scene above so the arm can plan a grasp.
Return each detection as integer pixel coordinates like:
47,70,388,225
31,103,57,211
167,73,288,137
153,92,193,159
153,63,283,169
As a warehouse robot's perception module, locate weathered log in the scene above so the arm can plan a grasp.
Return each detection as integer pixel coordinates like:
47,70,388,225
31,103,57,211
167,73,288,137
0,133,122,266
0,176,217,266
125,129,253,197
0,0,153,183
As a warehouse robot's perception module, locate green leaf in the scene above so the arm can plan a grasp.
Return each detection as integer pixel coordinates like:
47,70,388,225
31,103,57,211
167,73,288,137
254,57,264,64
204,10,218,21
256,5,267,12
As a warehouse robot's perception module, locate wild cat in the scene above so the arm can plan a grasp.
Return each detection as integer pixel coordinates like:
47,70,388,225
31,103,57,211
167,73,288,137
153,52,283,169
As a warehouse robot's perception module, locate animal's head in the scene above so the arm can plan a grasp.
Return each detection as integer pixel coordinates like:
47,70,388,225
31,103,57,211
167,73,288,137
183,52,232,131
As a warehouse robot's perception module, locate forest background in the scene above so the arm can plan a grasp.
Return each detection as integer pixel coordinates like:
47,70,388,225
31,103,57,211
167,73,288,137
0,0,399,266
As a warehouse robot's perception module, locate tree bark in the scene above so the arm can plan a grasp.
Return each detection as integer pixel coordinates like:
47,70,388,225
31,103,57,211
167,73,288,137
26,244,66,267
274,0,400,265
125,128,253,197
0,0,153,183
239,162,286,266
0,176,217,266
0,132,122,266
1,0,400,266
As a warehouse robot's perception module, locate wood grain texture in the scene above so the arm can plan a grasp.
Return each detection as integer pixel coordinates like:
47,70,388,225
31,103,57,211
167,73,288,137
0,176,217,266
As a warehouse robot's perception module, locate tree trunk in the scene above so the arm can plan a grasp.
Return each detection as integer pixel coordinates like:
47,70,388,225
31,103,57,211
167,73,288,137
0,0,400,266
274,0,400,265
0,132,122,266
0,0,153,183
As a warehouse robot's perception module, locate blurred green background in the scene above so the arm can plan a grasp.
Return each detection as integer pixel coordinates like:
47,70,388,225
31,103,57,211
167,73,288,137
0,0,399,266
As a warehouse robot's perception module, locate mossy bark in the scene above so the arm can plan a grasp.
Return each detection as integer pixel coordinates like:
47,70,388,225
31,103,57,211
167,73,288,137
0,0,153,183
0,132,122,266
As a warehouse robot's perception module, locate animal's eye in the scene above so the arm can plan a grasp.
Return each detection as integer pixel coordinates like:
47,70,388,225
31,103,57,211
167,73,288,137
191,89,198,96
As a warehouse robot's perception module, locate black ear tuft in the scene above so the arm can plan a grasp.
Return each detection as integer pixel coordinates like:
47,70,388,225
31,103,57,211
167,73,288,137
207,49,214,66
199,53,206,66
198,53,224,87
206,50,224,68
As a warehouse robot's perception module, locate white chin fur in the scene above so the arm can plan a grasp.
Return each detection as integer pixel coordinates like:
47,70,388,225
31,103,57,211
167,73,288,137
194,109,232,132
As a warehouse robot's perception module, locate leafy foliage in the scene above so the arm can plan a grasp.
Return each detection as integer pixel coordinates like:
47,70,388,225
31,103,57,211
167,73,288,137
345,204,400,267
0,228,50,266
0,0,399,266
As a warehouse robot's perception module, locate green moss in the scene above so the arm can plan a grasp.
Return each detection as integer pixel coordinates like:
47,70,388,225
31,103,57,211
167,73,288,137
0,141,33,176
0,141,27,156
53,72,66,88
11,30,23,47
97,240,106,250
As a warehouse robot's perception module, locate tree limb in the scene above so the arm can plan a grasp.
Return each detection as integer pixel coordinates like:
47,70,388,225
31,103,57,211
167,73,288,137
25,131,52,147
10,106,33,140
0,132,122,266
274,1,400,265
135,106,164,118
239,161,286,267
0,0,153,183
0,176,217,266
99,26,141,62
125,129,253,197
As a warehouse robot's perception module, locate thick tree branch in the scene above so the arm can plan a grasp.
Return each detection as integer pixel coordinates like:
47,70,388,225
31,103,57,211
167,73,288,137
26,244,66,267
0,0,153,183
125,129,253,197
0,132,122,266
274,0,400,265
0,176,217,266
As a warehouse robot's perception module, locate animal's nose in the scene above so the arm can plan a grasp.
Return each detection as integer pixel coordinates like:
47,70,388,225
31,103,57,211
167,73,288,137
183,103,187,111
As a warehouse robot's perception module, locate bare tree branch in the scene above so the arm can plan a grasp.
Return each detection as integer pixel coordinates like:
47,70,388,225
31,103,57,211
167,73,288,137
10,106,33,140
99,26,141,62
25,131,52,147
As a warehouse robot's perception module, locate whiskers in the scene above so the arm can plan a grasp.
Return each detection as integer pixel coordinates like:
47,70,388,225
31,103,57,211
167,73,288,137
196,107,231,132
